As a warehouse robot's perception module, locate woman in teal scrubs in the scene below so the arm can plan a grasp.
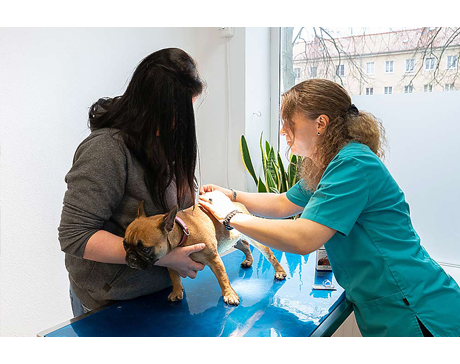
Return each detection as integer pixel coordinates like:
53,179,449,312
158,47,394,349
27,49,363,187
198,79,460,337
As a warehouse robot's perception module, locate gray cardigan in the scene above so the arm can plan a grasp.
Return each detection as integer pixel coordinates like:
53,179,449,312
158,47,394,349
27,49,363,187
58,128,193,310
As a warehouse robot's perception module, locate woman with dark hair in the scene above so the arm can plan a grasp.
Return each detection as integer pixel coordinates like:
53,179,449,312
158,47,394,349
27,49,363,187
199,79,460,337
59,48,206,316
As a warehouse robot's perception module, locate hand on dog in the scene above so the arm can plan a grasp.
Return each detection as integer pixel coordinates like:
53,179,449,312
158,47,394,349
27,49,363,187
199,184,231,199
154,244,206,279
198,191,237,223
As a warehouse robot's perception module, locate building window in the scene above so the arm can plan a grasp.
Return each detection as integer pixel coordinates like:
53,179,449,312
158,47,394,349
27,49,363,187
294,67,301,79
366,87,374,95
405,59,415,73
425,58,435,71
444,83,455,91
404,85,413,93
447,55,458,69
424,84,433,92
310,66,317,78
336,64,345,76
384,86,393,94
366,62,375,75
385,61,394,73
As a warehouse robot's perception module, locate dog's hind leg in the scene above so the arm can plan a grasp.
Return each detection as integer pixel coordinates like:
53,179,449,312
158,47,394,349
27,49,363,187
234,239,253,268
207,255,240,306
242,237,287,280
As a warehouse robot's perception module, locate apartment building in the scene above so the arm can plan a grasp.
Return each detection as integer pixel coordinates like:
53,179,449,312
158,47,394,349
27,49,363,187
292,27,460,95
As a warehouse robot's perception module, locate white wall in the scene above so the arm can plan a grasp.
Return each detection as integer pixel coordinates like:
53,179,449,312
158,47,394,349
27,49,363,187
0,27,202,337
353,92,460,266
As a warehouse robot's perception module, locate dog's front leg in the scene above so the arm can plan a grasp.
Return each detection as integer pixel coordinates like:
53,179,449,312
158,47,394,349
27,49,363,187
208,256,240,306
167,268,184,302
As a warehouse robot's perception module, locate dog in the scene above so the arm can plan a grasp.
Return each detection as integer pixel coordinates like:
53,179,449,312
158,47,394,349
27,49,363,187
123,200,287,306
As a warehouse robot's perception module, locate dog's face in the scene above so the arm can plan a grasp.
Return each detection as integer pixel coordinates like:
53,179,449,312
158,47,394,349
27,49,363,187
123,202,178,270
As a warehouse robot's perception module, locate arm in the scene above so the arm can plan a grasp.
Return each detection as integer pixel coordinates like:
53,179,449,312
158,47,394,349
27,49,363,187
198,191,336,255
84,231,205,278
199,184,303,218
59,134,204,277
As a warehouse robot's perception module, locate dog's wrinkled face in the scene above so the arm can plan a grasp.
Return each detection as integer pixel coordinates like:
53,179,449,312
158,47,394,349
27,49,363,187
123,202,178,270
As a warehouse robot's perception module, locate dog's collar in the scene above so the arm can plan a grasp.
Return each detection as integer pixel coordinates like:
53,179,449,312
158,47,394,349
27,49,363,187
174,216,190,246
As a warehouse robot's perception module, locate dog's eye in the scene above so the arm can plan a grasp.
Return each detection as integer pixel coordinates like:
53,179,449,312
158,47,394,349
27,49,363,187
141,247,151,254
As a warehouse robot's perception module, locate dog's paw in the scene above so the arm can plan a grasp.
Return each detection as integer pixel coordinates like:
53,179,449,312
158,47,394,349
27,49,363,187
168,290,184,302
240,259,253,268
223,291,240,306
274,271,287,280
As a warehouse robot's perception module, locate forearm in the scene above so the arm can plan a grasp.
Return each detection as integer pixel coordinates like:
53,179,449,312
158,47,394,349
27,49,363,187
83,230,126,264
229,214,323,255
230,190,297,219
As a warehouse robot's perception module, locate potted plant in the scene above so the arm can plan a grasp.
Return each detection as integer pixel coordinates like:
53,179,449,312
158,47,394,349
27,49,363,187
240,133,303,194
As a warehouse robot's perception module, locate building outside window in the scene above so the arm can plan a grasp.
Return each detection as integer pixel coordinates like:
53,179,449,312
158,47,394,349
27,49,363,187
385,60,394,73
425,58,435,71
289,27,460,95
404,85,413,93
366,62,375,75
384,86,393,94
447,55,458,69
294,67,301,79
366,87,374,95
424,84,433,92
406,59,415,73
444,83,455,91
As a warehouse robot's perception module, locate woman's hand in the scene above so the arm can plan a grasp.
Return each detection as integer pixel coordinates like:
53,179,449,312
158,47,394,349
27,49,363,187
199,184,232,199
198,191,238,223
154,243,206,278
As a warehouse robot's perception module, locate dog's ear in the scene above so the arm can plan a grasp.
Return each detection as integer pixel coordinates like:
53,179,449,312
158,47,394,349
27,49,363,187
137,201,146,218
163,205,178,233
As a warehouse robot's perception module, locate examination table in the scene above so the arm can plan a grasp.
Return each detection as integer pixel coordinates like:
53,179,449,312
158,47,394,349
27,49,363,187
39,247,352,337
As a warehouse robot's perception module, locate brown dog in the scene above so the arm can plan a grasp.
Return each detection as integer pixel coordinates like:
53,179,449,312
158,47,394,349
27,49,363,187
123,201,287,305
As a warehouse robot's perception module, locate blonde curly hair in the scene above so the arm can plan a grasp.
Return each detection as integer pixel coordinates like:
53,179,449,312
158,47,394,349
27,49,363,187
281,79,387,192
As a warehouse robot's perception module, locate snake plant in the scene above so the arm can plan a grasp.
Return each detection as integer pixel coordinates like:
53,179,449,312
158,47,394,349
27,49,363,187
240,133,303,193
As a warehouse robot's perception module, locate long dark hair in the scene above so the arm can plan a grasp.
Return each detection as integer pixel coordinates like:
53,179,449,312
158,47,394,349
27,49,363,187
88,48,204,211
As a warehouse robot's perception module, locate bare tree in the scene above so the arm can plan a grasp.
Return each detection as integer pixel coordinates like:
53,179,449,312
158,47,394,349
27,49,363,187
291,27,460,95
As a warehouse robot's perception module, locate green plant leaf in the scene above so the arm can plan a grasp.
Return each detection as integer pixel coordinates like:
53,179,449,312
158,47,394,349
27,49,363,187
277,152,288,193
240,135,258,187
288,154,298,188
260,133,267,179
269,187,280,194
267,147,279,189
257,176,268,193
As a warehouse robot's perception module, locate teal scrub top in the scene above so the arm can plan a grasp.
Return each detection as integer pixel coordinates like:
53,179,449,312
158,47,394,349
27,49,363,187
286,142,460,337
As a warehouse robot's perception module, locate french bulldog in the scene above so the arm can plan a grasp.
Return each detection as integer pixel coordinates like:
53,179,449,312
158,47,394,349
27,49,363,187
123,201,287,306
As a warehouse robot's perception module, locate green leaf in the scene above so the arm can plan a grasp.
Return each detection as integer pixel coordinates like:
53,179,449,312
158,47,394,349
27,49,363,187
240,135,258,187
257,176,268,193
267,147,279,189
288,154,298,188
277,152,288,193
269,187,280,194
260,133,267,179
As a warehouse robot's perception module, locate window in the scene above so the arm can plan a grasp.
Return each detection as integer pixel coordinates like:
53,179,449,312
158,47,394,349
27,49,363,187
280,27,460,268
385,61,394,73
310,66,317,78
336,64,345,76
405,59,415,73
425,58,435,71
366,62,375,75
294,67,301,79
447,55,458,69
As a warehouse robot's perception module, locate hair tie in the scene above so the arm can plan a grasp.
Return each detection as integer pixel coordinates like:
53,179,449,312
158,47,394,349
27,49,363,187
347,104,359,116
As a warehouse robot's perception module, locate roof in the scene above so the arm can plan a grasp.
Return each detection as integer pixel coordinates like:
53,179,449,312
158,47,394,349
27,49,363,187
293,27,460,61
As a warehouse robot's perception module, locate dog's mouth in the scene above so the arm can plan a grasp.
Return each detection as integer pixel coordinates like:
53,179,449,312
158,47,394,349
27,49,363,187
126,252,150,270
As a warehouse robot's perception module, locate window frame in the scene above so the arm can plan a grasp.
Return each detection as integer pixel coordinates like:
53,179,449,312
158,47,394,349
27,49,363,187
385,60,394,73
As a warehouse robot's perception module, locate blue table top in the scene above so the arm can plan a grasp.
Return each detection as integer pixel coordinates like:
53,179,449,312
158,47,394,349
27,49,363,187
41,247,350,337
